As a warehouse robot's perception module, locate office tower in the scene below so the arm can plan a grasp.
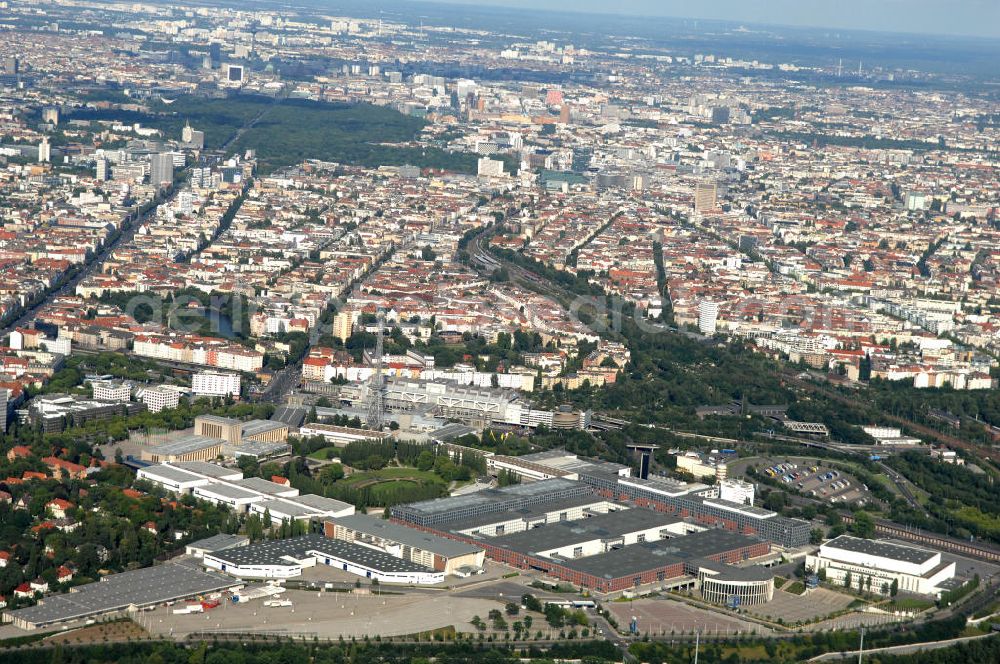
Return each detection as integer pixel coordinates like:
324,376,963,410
698,300,719,335
37,137,51,163
559,104,571,124
3,56,17,75
711,106,731,124
42,107,59,125
95,158,109,181
150,152,174,188
694,180,717,212
226,64,245,83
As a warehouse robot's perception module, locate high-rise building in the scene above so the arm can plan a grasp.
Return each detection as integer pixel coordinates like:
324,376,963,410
711,106,731,124
95,158,109,181
0,388,8,432
477,157,505,178
37,137,51,163
698,300,719,335
694,181,717,212
332,308,359,342
226,64,245,84
42,107,59,125
3,56,17,75
150,153,174,188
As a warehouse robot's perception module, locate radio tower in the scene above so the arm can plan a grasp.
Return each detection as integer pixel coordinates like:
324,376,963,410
365,309,386,430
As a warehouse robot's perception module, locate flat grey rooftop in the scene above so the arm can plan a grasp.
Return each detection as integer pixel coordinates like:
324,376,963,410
149,434,221,456
558,541,682,579
139,464,206,484
255,497,318,518
170,461,242,479
824,535,937,565
241,419,287,438
330,514,482,557
287,493,353,513
186,533,250,553
208,534,433,574
695,558,775,582
231,439,291,457
195,483,261,501
446,495,611,533
555,529,763,580
652,529,763,561
702,497,776,518
3,560,236,628
233,476,297,496
399,478,586,517
488,509,682,554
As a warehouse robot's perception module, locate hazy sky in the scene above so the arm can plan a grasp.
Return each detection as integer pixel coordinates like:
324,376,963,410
428,0,1000,39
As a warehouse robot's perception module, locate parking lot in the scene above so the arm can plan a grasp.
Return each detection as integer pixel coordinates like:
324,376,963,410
606,598,769,637
748,586,855,625
731,456,874,507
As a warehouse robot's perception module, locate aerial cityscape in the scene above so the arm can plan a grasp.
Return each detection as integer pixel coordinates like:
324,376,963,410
0,1,998,662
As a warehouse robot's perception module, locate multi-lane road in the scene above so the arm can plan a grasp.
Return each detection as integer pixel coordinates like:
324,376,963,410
0,193,167,340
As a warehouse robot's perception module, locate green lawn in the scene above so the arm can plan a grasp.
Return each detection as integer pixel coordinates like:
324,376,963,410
333,465,448,507
341,466,445,487
887,597,936,612
784,581,806,595
307,446,340,461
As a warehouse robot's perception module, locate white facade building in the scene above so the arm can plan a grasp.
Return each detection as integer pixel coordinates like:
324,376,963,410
91,381,132,403
477,157,505,178
140,386,181,413
806,535,956,596
192,371,241,398
719,478,755,506
698,300,719,335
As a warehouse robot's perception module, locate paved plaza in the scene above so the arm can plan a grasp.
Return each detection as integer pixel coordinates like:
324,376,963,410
141,589,503,640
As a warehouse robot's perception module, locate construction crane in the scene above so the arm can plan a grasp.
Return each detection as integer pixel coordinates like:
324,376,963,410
365,309,386,431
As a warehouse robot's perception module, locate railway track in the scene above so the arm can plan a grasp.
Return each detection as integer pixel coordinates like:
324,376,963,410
784,373,998,464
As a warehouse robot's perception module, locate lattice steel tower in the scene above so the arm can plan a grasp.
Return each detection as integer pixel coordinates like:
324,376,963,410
365,309,386,430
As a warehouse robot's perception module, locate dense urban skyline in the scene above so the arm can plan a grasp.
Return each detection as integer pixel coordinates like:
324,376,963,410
0,1,998,662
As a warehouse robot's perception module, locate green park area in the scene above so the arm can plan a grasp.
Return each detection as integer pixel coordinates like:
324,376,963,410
69,93,480,174
277,437,488,509
340,466,447,506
